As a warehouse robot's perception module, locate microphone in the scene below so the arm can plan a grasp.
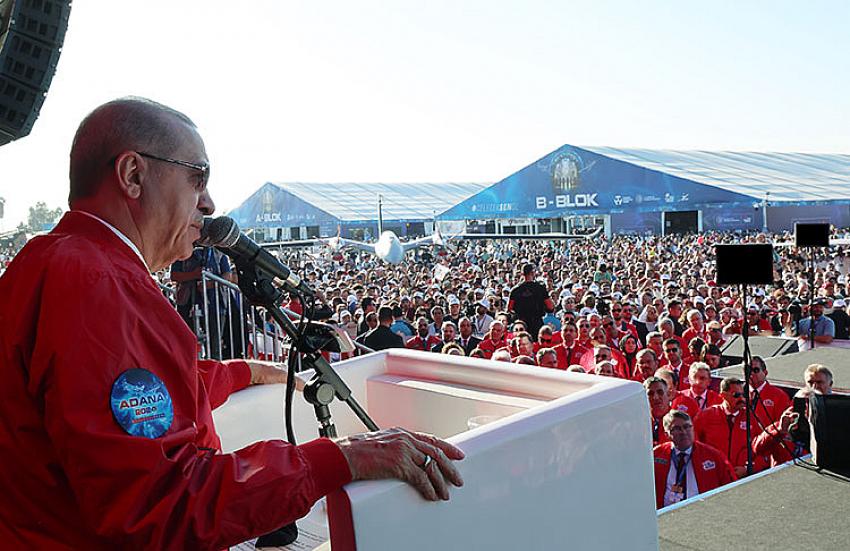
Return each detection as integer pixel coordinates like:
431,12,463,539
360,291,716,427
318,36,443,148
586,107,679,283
200,216,315,298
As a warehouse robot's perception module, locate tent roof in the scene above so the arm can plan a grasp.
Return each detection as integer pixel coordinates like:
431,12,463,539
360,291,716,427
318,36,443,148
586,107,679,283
581,146,850,203
265,182,487,222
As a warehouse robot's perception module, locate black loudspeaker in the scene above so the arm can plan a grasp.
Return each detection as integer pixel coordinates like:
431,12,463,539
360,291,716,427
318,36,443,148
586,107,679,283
715,244,774,286
719,335,799,365
806,393,850,475
0,0,72,147
795,223,831,248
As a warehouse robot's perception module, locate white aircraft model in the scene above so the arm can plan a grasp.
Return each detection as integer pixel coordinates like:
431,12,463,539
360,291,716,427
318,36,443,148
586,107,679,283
261,195,602,265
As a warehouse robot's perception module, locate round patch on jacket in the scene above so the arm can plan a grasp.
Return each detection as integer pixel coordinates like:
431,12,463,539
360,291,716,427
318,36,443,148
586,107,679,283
110,368,173,438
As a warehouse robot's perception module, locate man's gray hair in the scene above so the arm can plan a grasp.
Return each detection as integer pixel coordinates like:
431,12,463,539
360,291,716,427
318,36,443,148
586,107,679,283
69,97,196,202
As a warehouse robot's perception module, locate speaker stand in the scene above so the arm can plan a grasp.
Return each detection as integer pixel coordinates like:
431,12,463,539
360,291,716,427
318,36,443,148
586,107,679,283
740,283,754,476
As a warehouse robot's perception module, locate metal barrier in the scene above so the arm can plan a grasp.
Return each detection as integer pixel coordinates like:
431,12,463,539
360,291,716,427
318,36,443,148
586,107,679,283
186,270,375,362
193,271,287,362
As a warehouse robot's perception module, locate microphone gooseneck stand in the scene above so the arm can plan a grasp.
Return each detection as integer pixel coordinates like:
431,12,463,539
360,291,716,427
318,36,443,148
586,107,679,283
232,259,378,547
233,258,379,437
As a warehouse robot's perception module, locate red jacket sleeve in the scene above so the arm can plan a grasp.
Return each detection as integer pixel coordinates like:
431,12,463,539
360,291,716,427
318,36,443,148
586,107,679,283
198,359,252,409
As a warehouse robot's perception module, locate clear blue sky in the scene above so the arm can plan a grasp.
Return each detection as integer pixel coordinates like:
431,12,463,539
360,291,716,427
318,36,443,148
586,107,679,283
1,0,848,229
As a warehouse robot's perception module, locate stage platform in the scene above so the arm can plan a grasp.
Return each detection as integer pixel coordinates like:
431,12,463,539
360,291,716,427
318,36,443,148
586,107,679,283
715,346,850,394
658,461,850,551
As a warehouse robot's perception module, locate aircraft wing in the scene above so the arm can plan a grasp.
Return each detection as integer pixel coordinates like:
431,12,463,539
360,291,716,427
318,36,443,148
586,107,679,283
337,238,377,255
260,236,376,254
400,234,441,252
260,238,329,249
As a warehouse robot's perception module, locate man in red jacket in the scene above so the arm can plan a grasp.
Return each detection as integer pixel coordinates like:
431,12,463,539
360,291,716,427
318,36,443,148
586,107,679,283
406,316,442,351
753,407,805,467
748,356,792,430
655,368,699,419
653,410,736,509
645,377,672,446
681,362,723,413
478,320,508,359
632,349,659,382
553,321,588,369
0,98,464,549
694,377,767,477
660,338,692,390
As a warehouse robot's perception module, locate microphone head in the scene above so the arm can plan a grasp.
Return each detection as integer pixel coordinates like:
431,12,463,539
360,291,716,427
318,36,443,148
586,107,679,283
200,216,241,248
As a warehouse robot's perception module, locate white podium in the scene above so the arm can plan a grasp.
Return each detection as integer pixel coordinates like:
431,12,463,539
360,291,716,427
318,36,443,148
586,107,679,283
214,349,658,550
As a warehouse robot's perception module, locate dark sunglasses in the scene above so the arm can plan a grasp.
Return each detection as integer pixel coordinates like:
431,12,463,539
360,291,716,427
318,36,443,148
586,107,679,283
136,151,210,191
732,392,745,398
664,348,679,353
751,367,763,373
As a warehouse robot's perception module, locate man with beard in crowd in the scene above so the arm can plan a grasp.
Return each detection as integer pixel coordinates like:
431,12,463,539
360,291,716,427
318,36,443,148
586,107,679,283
406,316,442,351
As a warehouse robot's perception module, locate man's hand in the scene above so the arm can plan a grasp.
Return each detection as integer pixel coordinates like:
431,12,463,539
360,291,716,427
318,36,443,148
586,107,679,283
778,408,799,434
334,428,465,501
246,361,288,385
734,466,748,478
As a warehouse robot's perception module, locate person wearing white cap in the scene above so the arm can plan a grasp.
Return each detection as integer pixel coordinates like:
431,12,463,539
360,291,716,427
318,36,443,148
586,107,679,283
446,295,462,326
473,298,494,338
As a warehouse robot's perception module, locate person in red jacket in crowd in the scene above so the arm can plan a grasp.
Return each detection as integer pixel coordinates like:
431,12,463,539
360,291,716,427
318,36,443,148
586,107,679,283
580,345,629,378
681,362,723,413
0,98,465,549
632,349,659,382
477,320,508,359
576,317,593,349
645,377,672,446
659,318,689,360
748,356,792,431
706,321,727,347
660,337,692,390
752,407,805,467
612,302,639,339
701,342,724,369
653,410,736,509
655,368,699,420
534,325,559,353
405,316,442,352
694,377,768,478
681,309,708,347
646,331,665,361
508,331,536,359
553,322,588,369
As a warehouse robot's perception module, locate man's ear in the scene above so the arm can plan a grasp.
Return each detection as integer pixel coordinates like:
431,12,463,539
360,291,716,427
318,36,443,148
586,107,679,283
114,151,144,200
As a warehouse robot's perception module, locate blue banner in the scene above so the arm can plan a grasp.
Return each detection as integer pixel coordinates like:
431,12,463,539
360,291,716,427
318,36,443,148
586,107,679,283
227,183,339,230
439,146,759,220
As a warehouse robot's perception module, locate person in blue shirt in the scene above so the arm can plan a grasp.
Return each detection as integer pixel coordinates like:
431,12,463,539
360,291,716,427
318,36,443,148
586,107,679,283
796,299,835,345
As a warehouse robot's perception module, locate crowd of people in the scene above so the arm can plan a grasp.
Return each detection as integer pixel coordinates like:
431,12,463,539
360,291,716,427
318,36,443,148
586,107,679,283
168,229,843,507
161,226,845,505
254,229,850,365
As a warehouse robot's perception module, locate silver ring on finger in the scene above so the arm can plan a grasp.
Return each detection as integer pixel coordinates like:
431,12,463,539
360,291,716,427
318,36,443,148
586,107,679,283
420,455,433,470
